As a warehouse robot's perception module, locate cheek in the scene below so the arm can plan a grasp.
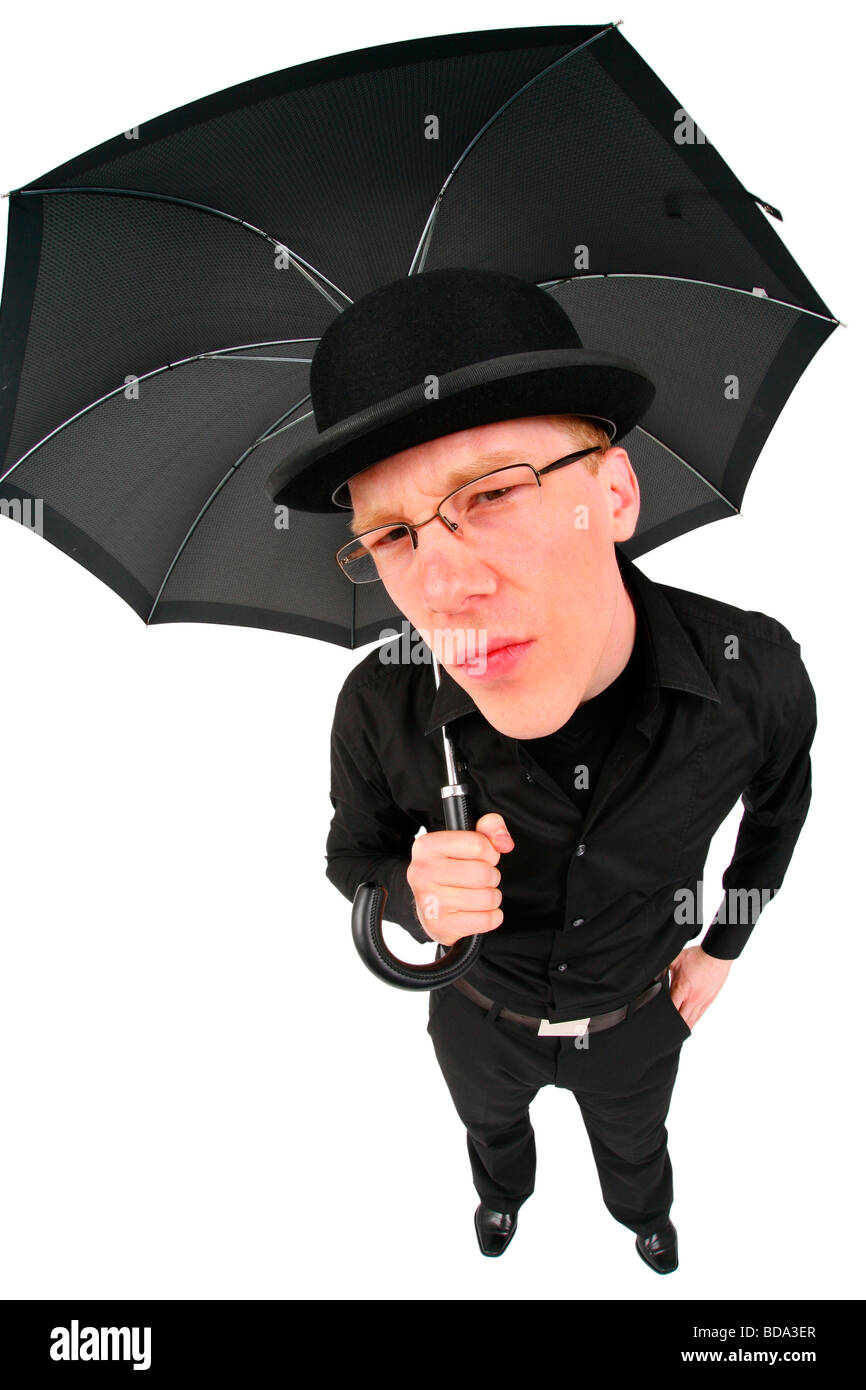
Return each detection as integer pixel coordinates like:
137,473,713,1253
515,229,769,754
521,504,591,581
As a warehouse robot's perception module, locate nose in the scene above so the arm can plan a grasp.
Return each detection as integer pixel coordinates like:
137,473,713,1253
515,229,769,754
411,516,494,611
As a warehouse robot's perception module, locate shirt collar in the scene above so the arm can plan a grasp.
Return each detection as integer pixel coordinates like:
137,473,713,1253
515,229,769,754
422,547,720,737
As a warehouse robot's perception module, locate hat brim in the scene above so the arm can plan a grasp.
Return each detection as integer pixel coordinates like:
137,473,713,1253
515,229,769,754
267,348,655,513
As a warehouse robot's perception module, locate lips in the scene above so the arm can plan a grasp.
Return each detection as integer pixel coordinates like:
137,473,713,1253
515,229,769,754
487,637,528,654
454,637,529,666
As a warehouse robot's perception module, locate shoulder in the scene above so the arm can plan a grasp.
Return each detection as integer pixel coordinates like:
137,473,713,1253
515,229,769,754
332,632,430,730
660,578,804,661
335,635,418,699
656,577,816,725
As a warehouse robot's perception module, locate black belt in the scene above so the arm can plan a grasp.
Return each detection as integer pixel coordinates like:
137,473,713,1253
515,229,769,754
451,969,668,1035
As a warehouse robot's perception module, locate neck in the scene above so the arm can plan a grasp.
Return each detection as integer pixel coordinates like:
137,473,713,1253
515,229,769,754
581,576,637,702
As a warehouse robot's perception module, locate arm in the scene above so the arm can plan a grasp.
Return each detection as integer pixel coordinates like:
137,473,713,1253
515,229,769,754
324,686,434,946
701,652,817,960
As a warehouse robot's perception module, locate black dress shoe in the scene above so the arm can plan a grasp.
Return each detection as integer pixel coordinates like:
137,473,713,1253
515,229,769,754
635,1217,678,1273
474,1203,518,1256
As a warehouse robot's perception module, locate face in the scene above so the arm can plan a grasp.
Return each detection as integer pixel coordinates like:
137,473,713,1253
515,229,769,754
347,416,641,738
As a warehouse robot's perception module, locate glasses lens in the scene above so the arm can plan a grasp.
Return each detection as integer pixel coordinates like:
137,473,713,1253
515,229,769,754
441,464,540,532
337,524,414,583
336,465,542,583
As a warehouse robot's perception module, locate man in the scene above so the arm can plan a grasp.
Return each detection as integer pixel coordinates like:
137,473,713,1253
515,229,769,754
267,268,816,1271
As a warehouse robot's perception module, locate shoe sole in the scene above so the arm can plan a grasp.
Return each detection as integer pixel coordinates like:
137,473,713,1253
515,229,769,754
474,1207,518,1257
634,1235,678,1274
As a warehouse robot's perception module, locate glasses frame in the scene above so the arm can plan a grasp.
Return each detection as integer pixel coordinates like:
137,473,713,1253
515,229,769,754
335,445,604,584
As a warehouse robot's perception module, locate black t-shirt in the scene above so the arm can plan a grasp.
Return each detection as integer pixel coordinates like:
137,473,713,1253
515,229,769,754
517,620,647,815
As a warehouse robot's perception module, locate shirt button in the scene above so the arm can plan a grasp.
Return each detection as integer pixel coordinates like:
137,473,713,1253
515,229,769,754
556,962,568,972
575,843,586,857
571,918,585,927
524,771,533,782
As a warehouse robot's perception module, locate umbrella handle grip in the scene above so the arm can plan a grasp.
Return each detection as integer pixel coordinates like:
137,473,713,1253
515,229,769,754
351,881,482,990
350,780,483,991
353,772,489,989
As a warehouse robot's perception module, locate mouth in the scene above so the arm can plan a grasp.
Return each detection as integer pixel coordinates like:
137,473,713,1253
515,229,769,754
452,638,536,680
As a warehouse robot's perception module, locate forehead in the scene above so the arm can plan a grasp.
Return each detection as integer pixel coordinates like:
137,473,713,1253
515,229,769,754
347,416,573,533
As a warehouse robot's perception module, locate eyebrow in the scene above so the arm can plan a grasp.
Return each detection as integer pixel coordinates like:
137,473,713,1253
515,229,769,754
348,451,530,536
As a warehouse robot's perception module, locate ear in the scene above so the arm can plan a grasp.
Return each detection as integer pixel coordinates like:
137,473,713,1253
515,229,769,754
602,448,640,543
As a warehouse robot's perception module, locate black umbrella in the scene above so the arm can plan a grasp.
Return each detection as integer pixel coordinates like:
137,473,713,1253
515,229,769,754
0,23,838,990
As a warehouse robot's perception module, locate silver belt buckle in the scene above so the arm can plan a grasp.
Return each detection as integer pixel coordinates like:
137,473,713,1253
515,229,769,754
537,1015,591,1037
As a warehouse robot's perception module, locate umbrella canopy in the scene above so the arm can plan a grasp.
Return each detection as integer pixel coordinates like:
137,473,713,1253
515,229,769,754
0,22,837,653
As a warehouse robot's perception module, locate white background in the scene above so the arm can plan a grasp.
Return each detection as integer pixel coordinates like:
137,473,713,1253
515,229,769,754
0,0,861,1302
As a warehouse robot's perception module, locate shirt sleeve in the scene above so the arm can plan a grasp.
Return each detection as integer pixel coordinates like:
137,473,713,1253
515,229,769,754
324,682,435,946
701,652,817,960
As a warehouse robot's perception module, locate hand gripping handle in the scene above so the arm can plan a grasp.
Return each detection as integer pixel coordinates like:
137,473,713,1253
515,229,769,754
351,779,483,991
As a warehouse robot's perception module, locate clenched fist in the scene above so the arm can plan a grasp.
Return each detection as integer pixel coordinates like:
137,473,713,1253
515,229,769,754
407,812,514,947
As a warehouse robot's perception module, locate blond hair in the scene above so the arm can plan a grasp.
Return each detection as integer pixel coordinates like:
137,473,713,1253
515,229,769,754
546,415,612,474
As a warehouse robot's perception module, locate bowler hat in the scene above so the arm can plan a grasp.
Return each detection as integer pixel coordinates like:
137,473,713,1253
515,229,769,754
266,267,655,514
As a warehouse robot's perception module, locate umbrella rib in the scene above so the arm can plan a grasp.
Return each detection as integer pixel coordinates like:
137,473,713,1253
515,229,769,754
408,21,622,275
11,185,353,313
145,392,314,625
633,425,739,513
253,408,315,442
0,339,318,487
537,271,841,326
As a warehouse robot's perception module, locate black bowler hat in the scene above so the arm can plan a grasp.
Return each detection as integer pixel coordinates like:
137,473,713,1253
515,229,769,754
266,266,655,514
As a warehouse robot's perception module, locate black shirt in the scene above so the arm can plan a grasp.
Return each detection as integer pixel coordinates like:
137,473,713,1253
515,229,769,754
324,547,817,1020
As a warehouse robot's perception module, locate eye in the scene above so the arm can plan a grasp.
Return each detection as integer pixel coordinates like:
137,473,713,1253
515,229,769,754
471,485,514,506
368,527,409,550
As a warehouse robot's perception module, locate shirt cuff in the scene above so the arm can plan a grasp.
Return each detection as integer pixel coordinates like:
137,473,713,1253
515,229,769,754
700,921,752,959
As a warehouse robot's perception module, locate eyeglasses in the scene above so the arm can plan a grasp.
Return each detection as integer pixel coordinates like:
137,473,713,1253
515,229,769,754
335,446,604,584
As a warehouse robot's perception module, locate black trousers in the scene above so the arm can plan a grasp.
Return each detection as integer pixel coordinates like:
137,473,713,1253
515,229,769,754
426,970,692,1237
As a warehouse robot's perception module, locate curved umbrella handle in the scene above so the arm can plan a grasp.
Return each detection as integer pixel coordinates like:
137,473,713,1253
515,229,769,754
351,775,483,991
351,880,482,990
